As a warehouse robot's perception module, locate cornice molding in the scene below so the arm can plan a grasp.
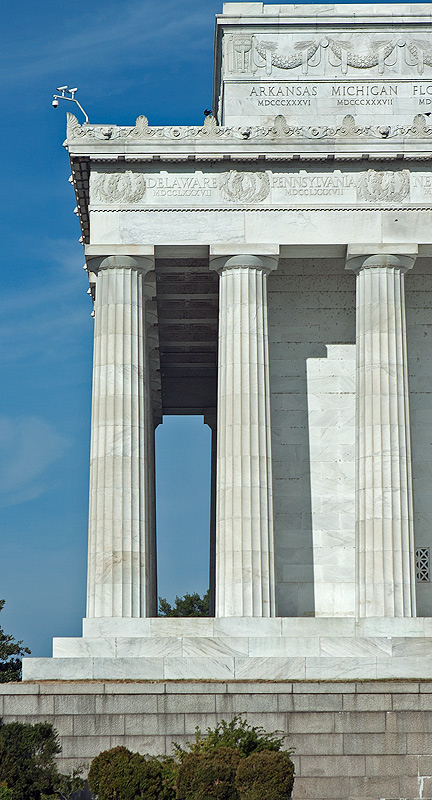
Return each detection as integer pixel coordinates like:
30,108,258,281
66,112,432,146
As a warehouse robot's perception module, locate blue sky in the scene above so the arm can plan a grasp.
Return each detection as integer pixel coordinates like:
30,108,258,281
0,0,409,657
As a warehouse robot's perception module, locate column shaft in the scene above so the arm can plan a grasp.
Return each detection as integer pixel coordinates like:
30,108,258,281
212,254,277,617
349,252,416,617
86,260,155,618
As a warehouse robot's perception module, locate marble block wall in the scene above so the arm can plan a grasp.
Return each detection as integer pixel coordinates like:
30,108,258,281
268,258,356,617
4,680,432,800
306,345,356,617
269,255,432,618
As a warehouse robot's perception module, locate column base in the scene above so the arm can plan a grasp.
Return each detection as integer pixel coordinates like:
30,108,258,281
22,617,432,681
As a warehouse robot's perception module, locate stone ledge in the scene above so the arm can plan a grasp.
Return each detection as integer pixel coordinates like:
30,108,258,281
21,653,432,682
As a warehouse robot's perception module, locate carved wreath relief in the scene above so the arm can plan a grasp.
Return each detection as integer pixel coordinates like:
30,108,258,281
357,170,410,203
92,171,147,203
219,171,270,202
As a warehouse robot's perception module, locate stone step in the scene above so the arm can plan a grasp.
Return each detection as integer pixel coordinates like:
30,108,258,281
23,649,432,682
52,634,432,660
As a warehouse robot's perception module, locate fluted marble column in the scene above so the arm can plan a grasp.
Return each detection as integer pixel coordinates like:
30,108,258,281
346,246,417,617
86,255,156,618
210,250,278,617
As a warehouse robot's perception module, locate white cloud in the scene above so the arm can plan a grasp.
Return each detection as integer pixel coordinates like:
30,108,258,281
0,416,70,508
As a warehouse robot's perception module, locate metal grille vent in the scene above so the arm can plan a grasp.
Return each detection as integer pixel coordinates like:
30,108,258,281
416,548,430,583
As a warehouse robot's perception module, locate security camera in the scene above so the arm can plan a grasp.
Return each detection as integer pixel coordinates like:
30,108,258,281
52,98,59,108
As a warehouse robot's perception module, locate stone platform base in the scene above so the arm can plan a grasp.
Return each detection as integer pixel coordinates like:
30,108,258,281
3,679,432,799
22,617,432,681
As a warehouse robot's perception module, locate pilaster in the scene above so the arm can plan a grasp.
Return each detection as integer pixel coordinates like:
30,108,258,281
346,245,417,618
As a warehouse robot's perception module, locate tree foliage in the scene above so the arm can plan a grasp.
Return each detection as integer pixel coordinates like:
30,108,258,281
0,601,30,683
0,720,83,800
158,591,209,618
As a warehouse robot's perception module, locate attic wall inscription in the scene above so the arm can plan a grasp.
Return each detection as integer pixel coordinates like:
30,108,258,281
220,32,432,125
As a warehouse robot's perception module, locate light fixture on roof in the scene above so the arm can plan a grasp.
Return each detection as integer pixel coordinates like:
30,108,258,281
51,86,89,123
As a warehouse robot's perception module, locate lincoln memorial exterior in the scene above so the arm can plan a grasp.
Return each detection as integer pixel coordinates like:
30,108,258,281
23,3,432,682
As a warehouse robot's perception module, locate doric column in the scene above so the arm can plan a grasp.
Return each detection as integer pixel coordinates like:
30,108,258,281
346,246,417,618
86,254,156,618
210,248,278,617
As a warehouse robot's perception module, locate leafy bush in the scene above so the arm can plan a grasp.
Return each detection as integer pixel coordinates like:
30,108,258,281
174,716,285,759
0,720,83,800
87,746,167,800
235,750,295,800
176,748,240,800
87,717,294,800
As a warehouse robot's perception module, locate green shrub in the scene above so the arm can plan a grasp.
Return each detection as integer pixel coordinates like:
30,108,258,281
176,747,240,800
0,784,13,800
174,716,285,759
87,746,166,800
235,750,295,800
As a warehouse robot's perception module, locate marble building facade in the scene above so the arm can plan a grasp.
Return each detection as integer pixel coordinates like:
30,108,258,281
23,2,432,681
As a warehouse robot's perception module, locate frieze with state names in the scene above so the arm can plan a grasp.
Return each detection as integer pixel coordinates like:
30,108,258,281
90,168,432,207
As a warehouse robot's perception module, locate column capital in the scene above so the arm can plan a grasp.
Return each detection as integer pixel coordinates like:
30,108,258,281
345,244,418,274
86,254,155,275
209,244,279,274
85,245,155,275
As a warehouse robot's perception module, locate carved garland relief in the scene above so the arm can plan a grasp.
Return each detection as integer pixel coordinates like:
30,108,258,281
228,35,432,75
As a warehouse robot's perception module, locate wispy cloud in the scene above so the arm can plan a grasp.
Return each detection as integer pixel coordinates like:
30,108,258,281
0,237,91,365
0,0,214,88
0,416,70,508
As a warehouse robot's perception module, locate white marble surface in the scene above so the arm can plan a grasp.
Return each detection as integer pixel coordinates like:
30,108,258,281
346,248,417,617
48,5,432,687
210,252,278,617
307,345,356,617
86,256,156,618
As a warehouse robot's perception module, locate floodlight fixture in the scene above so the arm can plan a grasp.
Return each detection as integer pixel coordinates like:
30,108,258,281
51,86,89,123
